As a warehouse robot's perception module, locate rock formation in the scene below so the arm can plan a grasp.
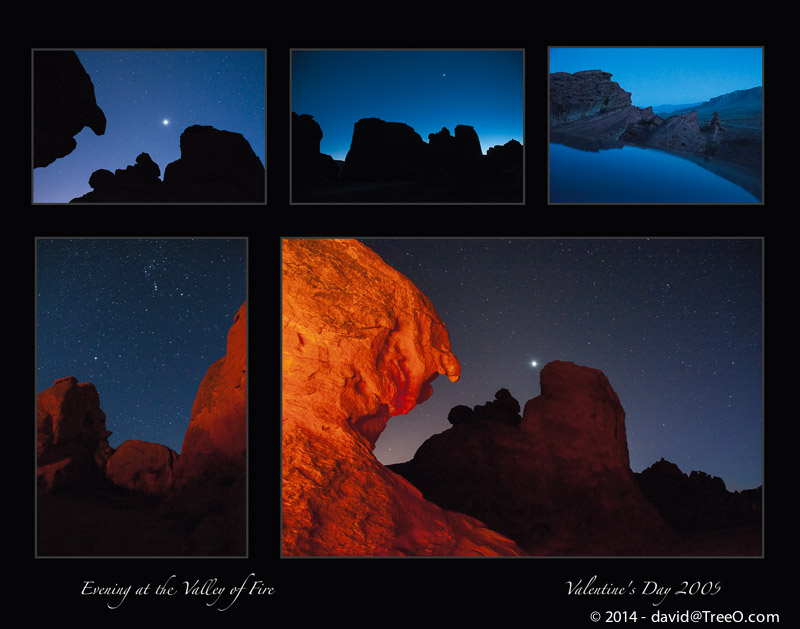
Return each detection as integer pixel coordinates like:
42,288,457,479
282,238,524,556
162,125,265,202
291,112,339,193
340,117,431,181
33,50,107,168
37,302,247,556
549,69,633,125
37,376,113,492
71,126,265,203
636,458,762,533
293,115,523,202
105,439,179,495
390,362,676,555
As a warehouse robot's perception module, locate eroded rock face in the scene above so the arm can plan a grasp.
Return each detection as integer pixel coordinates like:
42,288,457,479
33,50,107,168
292,112,339,190
550,70,633,125
174,301,246,488
37,376,113,492
391,361,674,555
282,238,523,556
105,439,179,495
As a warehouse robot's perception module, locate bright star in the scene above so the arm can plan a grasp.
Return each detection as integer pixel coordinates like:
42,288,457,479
162,119,169,125
531,360,538,368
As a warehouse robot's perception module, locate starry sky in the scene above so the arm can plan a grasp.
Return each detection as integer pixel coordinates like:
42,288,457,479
36,238,247,454
549,47,763,108
291,49,524,161
33,49,266,203
361,238,763,492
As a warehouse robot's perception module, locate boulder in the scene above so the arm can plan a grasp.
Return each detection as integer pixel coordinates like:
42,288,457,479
105,439,179,495
73,152,163,202
282,238,523,556
36,376,113,492
33,50,106,168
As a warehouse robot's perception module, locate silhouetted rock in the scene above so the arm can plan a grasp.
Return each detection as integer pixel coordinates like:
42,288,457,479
70,126,264,203
635,458,762,533
292,112,339,194
105,439,178,495
282,238,523,556
37,376,113,492
163,125,265,202
341,117,430,182
390,362,676,555
448,388,521,427
33,50,106,168
74,152,163,202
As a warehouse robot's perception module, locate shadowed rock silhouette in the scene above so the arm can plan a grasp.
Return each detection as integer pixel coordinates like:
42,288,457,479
33,50,107,168
70,125,265,203
292,113,523,203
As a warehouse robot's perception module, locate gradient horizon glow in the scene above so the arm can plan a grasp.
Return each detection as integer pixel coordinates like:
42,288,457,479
365,238,763,492
33,49,266,204
549,47,762,108
291,49,524,161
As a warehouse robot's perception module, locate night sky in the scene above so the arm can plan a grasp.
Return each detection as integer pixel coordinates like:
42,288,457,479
36,238,247,454
33,49,266,203
361,238,763,492
549,47,762,108
291,49,524,160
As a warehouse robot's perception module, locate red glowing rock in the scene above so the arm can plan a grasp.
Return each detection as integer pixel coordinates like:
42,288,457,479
174,301,246,487
282,238,522,556
105,439,179,495
37,376,113,492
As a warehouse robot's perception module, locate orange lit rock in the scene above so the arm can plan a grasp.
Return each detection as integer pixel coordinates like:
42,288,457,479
174,301,246,487
37,376,113,492
282,238,522,556
105,439,179,495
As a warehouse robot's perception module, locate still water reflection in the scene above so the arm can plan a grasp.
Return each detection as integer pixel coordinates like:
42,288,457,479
549,143,759,203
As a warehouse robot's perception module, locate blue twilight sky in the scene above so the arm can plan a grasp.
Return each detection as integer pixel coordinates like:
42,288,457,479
33,49,266,204
364,238,763,492
291,49,524,161
549,47,763,108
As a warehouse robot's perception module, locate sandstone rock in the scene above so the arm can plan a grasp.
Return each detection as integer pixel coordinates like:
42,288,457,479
173,301,246,488
33,50,106,168
74,152,163,202
391,361,675,555
282,238,523,556
105,439,179,495
550,69,632,125
37,376,113,492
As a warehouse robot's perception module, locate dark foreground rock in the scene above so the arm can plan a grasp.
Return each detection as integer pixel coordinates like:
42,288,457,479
390,362,762,556
292,115,523,203
33,50,107,168
71,125,265,203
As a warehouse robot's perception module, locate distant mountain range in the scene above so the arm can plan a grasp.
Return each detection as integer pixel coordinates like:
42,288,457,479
651,86,762,116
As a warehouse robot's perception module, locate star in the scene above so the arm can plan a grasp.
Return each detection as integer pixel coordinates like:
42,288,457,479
530,360,538,368
162,119,169,125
